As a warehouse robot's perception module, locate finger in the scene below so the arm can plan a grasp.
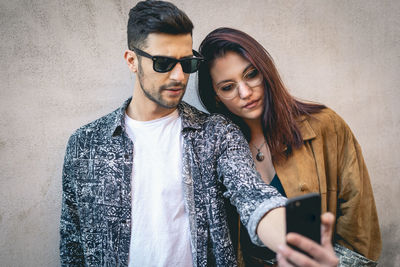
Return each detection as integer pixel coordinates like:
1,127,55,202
286,232,333,263
278,244,317,267
277,251,297,267
320,212,335,247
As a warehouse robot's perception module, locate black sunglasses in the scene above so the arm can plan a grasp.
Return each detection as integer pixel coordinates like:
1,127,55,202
131,46,204,74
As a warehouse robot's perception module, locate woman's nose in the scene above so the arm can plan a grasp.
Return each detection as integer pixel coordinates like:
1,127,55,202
237,82,253,99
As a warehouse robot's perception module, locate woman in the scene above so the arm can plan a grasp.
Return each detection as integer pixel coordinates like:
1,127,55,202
197,27,381,266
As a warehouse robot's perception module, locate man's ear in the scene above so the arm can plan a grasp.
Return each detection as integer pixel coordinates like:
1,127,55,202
124,50,138,73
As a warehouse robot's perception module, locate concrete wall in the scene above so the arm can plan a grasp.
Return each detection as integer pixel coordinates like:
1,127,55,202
0,0,398,266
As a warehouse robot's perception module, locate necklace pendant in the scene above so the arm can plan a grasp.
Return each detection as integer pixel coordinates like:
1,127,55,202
256,151,264,161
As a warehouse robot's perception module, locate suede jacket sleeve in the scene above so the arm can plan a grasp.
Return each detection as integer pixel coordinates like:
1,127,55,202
333,110,381,262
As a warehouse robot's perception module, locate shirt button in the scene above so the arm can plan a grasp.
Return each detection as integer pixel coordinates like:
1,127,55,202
124,154,129,160
121,219,130,226
300,183,308,192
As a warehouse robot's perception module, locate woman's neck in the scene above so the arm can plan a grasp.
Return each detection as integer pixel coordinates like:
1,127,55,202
244,117,276,183
244,118,265,145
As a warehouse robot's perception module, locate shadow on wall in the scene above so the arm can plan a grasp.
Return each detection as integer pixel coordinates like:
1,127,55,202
380,223,399,266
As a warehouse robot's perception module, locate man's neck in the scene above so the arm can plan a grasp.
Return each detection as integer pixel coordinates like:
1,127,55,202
126,84,178,121
126,100,178,121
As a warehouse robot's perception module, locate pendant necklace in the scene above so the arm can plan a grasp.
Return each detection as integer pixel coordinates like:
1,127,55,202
251,141,267,162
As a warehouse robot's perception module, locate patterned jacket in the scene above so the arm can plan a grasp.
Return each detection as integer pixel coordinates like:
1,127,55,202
59,98,286,267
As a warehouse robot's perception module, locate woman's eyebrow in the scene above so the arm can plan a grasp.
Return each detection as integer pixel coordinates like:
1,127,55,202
242,64,254,74
216,79,233,86
215,64,254,86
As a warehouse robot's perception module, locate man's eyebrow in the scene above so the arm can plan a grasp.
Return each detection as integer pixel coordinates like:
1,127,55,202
180,53,195,59
156,53,193,59
215,64,253,87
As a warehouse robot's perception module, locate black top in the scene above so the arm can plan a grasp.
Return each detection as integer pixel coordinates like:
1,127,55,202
270,174,287,197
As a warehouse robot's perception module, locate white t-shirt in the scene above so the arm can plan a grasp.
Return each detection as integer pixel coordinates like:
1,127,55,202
125,110,193,267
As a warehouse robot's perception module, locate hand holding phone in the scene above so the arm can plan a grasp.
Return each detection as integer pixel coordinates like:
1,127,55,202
279,210,339,267
285,193,321,256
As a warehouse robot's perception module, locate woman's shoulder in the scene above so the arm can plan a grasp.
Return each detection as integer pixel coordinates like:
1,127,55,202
300,107,353,138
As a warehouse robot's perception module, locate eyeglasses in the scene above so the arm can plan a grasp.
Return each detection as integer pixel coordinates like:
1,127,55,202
215,67,263,99
131,46,204,74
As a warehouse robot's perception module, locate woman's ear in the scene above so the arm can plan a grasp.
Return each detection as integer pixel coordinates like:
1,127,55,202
124,50,138,73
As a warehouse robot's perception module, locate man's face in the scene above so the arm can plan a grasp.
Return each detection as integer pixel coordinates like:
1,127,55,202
135,33,193,109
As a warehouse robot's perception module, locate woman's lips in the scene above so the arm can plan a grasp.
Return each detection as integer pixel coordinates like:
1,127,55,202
243,99,260,109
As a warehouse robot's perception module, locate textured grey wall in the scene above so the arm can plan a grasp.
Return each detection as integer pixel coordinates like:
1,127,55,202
0,0,399,266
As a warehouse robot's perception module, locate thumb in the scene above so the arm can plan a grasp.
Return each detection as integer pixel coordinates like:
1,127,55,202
321,212,335,247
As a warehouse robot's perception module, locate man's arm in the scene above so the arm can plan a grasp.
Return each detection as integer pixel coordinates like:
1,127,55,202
256,206,286,252
59,135,85,266
215,117,337,265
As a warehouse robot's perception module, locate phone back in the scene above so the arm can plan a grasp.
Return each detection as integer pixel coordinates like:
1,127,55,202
286,193,321,244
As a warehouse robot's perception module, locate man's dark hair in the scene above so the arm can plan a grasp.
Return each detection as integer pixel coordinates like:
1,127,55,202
127,0,194,49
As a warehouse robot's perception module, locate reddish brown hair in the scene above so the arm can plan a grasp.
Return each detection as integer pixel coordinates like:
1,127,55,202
198,27,325,161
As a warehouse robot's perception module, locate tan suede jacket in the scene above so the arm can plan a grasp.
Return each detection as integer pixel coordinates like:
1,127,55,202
274,108,381,263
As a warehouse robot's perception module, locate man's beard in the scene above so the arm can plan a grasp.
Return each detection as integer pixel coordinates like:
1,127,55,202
137,63,186,109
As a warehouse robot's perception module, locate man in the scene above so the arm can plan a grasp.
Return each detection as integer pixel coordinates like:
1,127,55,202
60,1,338,266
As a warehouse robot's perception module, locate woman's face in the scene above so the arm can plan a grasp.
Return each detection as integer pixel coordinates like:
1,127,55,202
210,51,265,122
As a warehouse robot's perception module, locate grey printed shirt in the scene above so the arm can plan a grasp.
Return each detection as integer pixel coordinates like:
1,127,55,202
60,98,286,267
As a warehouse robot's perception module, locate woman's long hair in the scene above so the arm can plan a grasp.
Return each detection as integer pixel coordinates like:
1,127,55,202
198,27,325,161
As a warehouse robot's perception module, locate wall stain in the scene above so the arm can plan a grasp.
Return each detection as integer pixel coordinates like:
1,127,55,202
0,140,5,150
40,177,52,196
17,202,39,221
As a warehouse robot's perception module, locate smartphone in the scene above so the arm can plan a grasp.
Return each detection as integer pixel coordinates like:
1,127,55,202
285,193,321,256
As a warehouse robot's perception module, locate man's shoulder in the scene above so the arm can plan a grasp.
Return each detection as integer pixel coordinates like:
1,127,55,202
179,101,235,130
64,105,123,159
71,108,119,139
71,98,130,138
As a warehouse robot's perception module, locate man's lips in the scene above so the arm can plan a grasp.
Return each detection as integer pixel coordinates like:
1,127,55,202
165,87,183,91
243,99,260,109
164,87,184,95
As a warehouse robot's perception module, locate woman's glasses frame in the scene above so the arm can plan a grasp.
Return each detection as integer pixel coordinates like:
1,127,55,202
215,68,263,100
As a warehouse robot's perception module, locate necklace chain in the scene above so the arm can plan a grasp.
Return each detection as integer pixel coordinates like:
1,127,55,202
251,141,266,151
250,141,267,162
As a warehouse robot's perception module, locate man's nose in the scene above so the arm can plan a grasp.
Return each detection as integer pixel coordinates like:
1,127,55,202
169,62,185,81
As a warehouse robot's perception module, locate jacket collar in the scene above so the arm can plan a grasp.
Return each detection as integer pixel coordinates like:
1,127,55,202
110,98,204,137
281,114,317,151
296,115,317,141
177,101,205,131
